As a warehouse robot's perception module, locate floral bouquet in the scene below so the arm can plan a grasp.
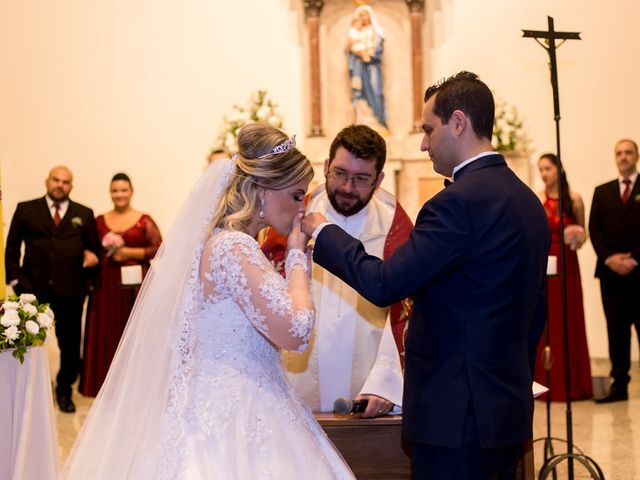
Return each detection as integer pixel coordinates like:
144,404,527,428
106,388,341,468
215,90,284,153
563,224,586,251
1,294,55,364
492,99,529,153
102,231,125,257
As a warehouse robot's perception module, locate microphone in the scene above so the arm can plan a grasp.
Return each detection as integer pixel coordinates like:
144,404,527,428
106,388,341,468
333,397,368,415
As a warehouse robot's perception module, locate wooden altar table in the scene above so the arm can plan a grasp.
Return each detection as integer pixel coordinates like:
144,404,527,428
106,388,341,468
315,412,534,480
316,412,410,479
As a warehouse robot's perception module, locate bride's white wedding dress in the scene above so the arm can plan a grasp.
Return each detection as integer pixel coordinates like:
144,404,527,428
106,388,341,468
177,230,353,478
61,159,354,479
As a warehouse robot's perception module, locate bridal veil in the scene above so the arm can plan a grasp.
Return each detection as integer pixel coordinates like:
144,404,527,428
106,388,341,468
61,159,236,479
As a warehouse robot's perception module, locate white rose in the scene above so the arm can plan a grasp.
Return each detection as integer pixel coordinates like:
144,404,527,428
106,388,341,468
239,111,250,122
1,311,20,327
19,293,37,304
267,115,282,128
37,313,53,328
3,301,19,311
256,106,270,121
224,139,236,152
3,325,19,343
23,303,38,316
252,91,262,104
224,133,237,152
25,320,40,335
44,306,55,320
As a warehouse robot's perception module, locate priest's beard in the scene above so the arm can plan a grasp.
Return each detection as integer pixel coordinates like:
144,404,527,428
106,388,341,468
326,183,375,217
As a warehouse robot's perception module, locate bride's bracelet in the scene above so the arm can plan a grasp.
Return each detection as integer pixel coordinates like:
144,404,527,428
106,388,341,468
285,248,309,275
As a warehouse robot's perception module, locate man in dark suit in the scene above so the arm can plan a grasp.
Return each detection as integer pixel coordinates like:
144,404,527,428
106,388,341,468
589,139,640,403
302,72,549,479
5,166,100,412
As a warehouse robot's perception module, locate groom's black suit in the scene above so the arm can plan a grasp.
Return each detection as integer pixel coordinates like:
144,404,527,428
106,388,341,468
312,155,549,475
5,196,100,396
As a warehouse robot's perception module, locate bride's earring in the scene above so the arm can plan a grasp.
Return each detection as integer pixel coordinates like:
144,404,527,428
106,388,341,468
259,197,266,219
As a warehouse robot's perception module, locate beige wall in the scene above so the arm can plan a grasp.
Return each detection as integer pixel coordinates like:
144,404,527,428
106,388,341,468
1,0,638,360
0,0,306,230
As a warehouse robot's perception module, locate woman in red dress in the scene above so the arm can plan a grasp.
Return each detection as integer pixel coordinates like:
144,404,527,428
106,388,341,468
80,173,162,397
535,153,592,401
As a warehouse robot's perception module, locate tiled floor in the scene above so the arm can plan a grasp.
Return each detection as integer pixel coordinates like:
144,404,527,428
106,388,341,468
532,359,640,479
57,359,639,478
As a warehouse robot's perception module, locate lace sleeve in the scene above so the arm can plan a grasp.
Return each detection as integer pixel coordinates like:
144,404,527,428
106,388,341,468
201,232,315,352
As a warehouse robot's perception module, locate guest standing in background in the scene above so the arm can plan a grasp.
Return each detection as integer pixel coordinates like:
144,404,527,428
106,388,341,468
5,166,101,412
535,153,592,401
589,139,640,403
80,173,161,397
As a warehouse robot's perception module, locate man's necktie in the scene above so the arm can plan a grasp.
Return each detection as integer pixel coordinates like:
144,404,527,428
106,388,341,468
53,203,61,226
621,178,632,204
444,178,452,187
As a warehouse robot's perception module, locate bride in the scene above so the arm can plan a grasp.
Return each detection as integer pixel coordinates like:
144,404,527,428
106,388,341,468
61,124,355,479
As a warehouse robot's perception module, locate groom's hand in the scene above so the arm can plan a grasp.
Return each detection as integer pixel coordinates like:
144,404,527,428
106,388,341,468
301,212,328,237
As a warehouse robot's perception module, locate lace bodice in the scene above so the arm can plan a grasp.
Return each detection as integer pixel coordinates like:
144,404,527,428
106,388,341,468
199,229,314,353
172,230,339,478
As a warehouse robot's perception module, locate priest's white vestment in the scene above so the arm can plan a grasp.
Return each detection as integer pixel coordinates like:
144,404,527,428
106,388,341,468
282,185,405,412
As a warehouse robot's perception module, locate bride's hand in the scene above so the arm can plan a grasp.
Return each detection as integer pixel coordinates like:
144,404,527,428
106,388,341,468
287,212,310,252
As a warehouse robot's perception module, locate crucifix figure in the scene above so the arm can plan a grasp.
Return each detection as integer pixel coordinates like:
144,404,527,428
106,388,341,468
523,17,580,120
523,16,604,480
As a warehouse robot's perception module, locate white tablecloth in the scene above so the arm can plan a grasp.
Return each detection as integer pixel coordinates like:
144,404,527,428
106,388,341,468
0,346,60,480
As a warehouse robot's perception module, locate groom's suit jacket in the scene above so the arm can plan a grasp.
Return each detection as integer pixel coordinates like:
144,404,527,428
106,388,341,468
5,196,100,298
313,154,549,448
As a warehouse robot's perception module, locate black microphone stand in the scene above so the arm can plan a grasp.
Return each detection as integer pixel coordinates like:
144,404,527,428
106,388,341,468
533,297,559,480
533,299,589,480
523,17,604,480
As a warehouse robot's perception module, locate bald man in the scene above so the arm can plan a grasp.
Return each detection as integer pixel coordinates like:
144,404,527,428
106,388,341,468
589,139,640,403
5,166,101,412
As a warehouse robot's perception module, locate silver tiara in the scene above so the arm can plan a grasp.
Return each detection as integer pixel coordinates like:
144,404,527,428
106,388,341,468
258,135,296,159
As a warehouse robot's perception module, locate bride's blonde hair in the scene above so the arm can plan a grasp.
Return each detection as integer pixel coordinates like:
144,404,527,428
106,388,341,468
210,123,313,232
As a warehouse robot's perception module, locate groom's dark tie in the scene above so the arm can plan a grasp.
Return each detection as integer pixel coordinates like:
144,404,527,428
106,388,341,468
443,179,452,187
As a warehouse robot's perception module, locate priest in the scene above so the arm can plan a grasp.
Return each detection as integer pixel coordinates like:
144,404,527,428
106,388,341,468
262,124,412,417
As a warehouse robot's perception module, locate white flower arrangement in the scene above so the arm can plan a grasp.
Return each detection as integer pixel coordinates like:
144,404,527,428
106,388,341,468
215,90,284,153
1,294,55,364
492,99,529,153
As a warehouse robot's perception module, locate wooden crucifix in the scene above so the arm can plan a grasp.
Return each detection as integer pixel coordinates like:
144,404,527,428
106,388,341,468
522,16,580,121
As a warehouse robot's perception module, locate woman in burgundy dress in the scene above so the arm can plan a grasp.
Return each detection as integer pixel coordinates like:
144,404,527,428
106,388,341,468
80,173,162,397
535,153,592,401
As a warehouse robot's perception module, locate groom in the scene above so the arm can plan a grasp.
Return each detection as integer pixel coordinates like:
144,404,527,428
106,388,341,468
302,72,549,479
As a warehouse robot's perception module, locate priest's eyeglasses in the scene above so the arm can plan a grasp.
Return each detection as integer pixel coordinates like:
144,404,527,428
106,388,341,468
326,169,376,189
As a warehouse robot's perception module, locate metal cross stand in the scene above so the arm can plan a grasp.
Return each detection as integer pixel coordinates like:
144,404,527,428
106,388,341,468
523,16,604,480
